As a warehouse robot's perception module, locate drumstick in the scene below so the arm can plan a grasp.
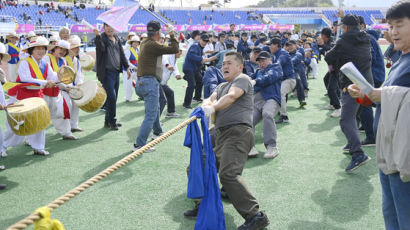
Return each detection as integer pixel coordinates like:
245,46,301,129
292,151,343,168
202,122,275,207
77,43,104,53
6,104,24,108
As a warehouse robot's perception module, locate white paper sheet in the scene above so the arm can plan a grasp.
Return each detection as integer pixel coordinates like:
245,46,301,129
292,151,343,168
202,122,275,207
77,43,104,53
340,62,374,95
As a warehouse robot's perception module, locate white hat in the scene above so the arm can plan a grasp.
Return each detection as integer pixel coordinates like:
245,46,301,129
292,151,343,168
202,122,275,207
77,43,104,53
26,31,36,39
69,35,84,49
160,33,165,38
127,35,140,44
23,36,49,52
49,35,59,42
165,34,170,39
6,31,18,40
141,33,147,38
48,40,74,56
126,32,136,40
0,43,11,62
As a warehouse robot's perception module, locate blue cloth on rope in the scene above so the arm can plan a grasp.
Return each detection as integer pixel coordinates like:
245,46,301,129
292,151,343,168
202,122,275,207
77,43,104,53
184,108,226,230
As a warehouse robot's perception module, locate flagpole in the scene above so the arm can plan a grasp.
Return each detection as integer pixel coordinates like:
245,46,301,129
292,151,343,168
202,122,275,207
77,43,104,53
139,5,173,25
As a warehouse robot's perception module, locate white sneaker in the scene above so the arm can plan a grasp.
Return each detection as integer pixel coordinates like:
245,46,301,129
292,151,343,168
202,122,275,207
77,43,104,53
34,149,49,156
151,133,163,141
323,104,335,110
331,108,342,118
133,144,156,152
248,147,259,157
1,149,7,158
165,112,180,118
0,165,4,170
263,146,279,159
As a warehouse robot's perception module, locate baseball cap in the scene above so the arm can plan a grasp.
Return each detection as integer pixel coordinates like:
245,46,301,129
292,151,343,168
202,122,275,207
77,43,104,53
341,14,360,26
200,34,209,42
256,51,271,61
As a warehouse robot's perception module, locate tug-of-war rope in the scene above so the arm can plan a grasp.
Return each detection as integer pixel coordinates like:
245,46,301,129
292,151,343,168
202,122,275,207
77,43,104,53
7,116,198,230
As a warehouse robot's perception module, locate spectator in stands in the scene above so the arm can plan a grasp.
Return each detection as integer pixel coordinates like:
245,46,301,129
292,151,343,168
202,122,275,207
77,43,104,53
319,27,341,117
93,23,130,130
325,14,373,173
134,20,179,151
348,2,410,227
248,50,283,159
265,37,296,124
214,33,227,52
182,34,211,109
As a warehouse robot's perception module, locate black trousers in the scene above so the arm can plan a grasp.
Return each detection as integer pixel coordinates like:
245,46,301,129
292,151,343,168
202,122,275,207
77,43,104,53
183,69,203,107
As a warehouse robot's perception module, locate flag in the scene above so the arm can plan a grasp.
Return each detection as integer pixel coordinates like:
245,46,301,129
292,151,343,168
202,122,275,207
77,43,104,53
96,0,140,32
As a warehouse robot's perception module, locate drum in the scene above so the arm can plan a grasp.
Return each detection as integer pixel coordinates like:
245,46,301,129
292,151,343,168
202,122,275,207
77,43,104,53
80,54,95,72
73,80,107,112
7,97,51,136
57,66,75,84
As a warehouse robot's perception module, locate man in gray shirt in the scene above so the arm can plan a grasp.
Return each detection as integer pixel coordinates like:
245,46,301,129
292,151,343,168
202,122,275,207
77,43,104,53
202,51,269,230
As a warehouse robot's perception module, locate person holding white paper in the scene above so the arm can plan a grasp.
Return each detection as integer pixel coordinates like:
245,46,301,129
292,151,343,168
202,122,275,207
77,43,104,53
325,14,374,173
348,2,410,228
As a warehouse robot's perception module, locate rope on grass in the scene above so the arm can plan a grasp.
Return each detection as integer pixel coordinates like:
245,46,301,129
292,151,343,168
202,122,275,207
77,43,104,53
7,116,198,230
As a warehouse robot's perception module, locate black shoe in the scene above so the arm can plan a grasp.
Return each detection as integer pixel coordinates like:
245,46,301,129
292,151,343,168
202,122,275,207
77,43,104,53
109,123,119,131
345,153,371,173
361,139,375,147
358,126,365,133
192,98,203,103
237,211,270,230
183,104,192,109
0,184,6,190
275,115,289,124
299,101,307,108
115,122,122,127
183,203,199,219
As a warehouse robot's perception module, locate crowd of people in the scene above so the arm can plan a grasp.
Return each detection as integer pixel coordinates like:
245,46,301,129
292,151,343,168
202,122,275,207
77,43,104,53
0,1,409,229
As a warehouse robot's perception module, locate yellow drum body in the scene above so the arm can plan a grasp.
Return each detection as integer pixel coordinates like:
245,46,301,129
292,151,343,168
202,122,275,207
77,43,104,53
7,97,51,136
73,81,107,113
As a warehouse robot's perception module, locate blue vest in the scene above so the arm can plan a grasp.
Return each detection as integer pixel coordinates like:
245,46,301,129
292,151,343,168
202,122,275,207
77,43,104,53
8,43,20,64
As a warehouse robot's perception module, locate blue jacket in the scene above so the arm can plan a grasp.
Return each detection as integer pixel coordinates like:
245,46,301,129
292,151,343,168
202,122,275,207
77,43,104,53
250,63,283,105
273,48,296,80
183,42,204,71
244,60,259,76
203,66,226,98
367,29,386,86
184,108,226,230
237,39,252,60
289,51,305,79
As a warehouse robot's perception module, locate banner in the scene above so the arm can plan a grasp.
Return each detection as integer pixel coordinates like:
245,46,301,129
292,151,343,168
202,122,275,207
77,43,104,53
371,24,389,30
240,24,267,31
15,24,34,33
161,24,184,32
213,24,239,31
70,25,97,33
129,24,147,32
268,24,294,31
185,25,212,31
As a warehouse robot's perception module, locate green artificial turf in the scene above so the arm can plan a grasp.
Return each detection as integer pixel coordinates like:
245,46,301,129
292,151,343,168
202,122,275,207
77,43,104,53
0,55,385,230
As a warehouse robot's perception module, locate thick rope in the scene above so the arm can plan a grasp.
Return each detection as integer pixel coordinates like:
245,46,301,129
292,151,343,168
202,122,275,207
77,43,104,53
7,116,198,230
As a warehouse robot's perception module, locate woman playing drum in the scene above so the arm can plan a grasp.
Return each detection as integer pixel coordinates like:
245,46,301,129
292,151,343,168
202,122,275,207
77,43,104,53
2,36,58,156
43,40,77,140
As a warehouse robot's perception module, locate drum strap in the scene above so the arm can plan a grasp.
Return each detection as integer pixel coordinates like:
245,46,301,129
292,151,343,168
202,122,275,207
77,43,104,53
25,57,46,80
65,56,75,70
8,42,20,53
129,47,138,64
47,53,65,72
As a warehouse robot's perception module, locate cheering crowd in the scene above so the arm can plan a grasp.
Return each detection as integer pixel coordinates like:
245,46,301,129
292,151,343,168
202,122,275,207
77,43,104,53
1,0,410,229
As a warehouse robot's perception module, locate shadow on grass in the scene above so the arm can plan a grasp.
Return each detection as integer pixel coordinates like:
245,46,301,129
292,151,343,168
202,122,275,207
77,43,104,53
163,193,237,230
1,147,48,170
288,220,347,230
0,176,19,193
330,129,346,147
79,150,139,188
120,109,145,122
0,214,30,230
308,116,338,133
310,172,374,224
45,127,110,155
